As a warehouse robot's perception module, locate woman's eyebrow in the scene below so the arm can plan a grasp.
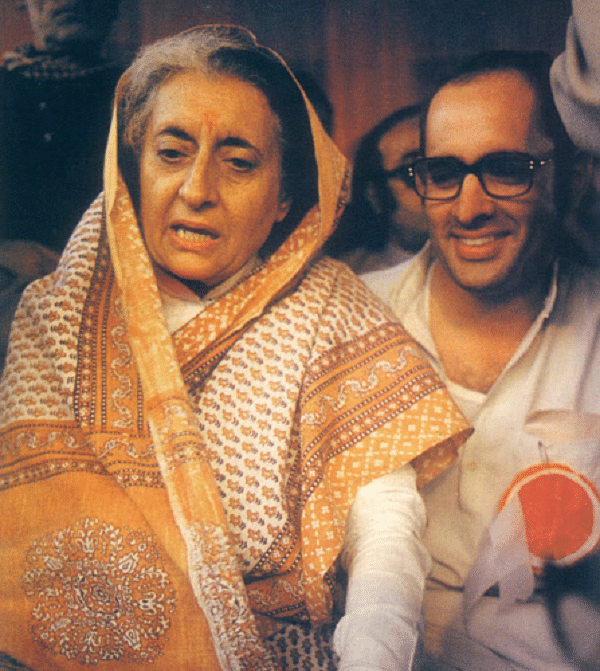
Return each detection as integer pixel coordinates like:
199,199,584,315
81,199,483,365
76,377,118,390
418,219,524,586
157,126,195,143
217,136,263,158
156,128,263,158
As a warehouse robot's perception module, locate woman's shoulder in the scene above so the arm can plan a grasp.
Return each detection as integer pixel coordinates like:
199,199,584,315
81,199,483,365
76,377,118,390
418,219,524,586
306,256,398,313
0,198,105,425
13,196,104,314
292,256,405,342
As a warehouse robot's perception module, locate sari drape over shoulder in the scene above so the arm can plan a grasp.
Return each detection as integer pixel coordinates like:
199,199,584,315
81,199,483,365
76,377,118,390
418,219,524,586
0,26,471,671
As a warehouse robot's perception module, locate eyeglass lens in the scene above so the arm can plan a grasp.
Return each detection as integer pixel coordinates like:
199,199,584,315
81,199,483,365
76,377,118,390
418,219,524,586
414,153,540,200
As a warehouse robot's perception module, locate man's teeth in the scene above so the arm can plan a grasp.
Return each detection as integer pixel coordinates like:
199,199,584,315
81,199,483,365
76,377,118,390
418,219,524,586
460,235,496,246
175,227,217,242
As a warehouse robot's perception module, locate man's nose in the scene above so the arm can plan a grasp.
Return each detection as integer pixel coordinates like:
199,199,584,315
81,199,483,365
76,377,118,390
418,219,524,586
452,173,495,226
179,154,217,209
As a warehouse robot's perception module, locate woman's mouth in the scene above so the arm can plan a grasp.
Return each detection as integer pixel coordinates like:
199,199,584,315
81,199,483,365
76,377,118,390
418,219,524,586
173,225,219,243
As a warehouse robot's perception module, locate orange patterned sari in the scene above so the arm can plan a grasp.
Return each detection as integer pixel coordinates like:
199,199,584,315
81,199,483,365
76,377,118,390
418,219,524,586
0,26,470,671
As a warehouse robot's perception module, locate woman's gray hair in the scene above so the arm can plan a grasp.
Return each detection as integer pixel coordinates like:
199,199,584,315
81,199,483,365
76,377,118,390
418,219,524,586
119,26,258,160
117,25,318,254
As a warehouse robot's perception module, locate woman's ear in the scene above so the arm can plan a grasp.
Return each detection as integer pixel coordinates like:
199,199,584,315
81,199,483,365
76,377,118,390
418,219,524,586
276,197,292,223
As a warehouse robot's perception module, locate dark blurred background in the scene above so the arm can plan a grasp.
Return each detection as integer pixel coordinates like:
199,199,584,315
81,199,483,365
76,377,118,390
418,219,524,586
0,0,572,158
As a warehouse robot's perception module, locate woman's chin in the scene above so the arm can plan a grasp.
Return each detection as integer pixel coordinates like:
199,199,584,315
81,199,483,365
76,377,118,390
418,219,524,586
153,263,216,298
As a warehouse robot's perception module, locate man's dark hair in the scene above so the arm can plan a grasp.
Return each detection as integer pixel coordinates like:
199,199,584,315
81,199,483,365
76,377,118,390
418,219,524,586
326,104,423,258
421,50,584,263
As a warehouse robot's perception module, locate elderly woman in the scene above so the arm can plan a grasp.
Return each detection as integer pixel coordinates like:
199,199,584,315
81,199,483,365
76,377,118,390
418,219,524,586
0,26,470,671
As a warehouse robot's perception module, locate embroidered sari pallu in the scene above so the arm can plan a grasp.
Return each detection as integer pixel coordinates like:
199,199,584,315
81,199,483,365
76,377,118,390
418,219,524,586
0,221,468,669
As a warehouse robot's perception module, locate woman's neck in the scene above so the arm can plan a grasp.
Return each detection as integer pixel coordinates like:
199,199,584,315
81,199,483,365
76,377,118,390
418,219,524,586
154,256,261,302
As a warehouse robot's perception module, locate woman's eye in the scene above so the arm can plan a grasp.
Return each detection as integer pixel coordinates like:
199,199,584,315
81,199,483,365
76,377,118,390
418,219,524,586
158,148,186,162
227,157,256,172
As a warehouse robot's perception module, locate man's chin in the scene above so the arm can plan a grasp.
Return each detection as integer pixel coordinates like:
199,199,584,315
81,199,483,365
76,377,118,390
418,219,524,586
457,264,551,305
448,261,519,302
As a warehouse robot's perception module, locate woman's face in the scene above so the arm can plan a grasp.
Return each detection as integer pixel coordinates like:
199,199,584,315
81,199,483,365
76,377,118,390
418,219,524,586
139,70,290,290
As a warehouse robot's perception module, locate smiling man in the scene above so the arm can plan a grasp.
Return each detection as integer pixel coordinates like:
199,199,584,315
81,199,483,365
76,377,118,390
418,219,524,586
363,51,600,670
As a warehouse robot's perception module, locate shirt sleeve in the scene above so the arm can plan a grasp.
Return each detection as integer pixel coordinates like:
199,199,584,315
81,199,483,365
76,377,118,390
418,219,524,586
551,0,600,153
333,464,430,671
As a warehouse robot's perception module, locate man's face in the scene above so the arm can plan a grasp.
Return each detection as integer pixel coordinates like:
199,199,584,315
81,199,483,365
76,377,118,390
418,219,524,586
424,70,556,299
25,0,119,53
376,116,428,252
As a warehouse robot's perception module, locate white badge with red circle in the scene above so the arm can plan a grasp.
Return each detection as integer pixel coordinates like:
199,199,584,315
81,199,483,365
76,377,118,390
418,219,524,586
463,410,600,617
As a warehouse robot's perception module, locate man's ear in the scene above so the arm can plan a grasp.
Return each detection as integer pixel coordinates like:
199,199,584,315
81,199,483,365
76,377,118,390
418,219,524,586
366,183,383,215
572,151,594,203
562,151,600,264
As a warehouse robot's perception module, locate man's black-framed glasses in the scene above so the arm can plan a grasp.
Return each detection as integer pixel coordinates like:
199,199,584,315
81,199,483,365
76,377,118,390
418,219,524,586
409,152,553,201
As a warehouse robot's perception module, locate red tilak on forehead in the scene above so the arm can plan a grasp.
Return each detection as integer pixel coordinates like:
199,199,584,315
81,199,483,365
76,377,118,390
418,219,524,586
201,109,220,132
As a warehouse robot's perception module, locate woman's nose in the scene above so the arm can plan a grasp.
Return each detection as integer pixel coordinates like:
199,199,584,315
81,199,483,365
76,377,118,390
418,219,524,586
179,155,217,208
453,173,495,226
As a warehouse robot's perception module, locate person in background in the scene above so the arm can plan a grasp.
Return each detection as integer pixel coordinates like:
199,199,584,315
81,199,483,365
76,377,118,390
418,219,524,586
363,49,600,670
551,0,600,268
0,25,470,671
551,0,600,159
326,104,428,275
0,0,123,252
0,0,123,372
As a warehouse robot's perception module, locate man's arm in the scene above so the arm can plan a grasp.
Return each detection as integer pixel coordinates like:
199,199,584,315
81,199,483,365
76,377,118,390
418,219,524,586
551,0,600,153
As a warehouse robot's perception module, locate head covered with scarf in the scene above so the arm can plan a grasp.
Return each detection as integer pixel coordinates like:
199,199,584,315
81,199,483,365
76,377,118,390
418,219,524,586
0,26,470,670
